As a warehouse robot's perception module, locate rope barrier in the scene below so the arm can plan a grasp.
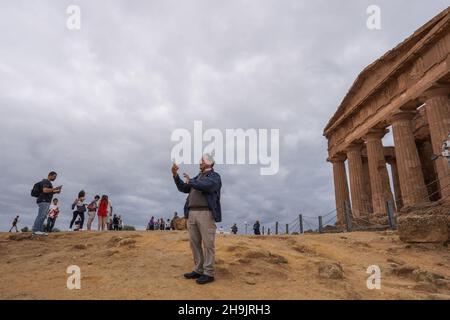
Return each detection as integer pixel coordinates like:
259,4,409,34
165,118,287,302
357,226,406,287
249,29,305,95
246,173,450,237
393,173,450,207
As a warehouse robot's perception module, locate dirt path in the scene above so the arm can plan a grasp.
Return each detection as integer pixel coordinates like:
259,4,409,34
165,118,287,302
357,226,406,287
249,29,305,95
0,231,449,299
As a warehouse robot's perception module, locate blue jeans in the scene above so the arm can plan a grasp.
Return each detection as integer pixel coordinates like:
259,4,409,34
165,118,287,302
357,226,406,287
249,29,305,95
32,202,50,232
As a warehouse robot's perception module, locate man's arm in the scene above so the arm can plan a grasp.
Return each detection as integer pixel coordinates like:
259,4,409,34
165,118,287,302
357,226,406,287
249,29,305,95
188,173,221,193
42,187,58,194
173,174,192,193
42,183,61,194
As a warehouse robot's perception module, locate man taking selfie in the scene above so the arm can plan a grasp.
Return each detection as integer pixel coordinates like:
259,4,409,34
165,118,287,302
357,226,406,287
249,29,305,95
172,154,222,285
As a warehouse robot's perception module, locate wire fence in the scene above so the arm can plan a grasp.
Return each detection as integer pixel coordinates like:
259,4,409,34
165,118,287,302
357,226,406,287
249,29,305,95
236,172,450,236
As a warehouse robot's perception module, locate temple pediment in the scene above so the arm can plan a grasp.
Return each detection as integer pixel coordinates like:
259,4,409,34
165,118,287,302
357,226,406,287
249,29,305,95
324,7,450,141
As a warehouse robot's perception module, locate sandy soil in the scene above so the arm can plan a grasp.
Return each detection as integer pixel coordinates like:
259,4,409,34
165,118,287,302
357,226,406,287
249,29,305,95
0,230,449,300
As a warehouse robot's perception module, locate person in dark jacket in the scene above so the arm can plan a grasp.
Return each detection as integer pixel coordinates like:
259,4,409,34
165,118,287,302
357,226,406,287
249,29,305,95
253,220,261,235
113,214,120,231
9,215,20,233
70,190,87,231
231,223,238,235
172,154,222,285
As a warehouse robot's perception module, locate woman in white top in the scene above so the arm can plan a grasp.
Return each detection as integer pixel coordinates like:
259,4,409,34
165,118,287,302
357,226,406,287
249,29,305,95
70,191,87,231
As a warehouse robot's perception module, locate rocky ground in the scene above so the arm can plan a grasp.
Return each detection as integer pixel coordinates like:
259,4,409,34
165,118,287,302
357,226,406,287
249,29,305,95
0,230,449,300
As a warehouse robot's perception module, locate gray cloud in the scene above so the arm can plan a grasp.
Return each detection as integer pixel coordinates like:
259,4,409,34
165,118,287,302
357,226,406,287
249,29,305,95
0,0,448,232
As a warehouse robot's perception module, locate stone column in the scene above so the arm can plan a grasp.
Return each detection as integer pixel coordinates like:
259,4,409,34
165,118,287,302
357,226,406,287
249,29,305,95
362,158,373,213
424,87,450,199
391,110,429,206
417,139,440,201
365,129,395,215
387,157,403,209
329,155,350,226
346,143,371,217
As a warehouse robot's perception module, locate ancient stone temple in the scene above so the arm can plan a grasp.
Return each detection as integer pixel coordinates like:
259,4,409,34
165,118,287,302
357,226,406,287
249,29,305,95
324,7,450,227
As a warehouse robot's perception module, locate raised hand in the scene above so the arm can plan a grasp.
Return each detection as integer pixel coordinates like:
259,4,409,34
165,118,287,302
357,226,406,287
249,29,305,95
171,163,179,177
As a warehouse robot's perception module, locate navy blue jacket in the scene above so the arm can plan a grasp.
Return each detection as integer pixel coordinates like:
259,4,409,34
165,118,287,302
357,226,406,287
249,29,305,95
173,169,222,223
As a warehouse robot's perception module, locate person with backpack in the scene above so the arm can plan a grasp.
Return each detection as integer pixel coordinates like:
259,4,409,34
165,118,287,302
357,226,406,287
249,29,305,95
97,195,112,231
69,191,87,231
9,215,20,233
31,171,62,236
86,195,100,231
165,219,171,230
46,198,60,232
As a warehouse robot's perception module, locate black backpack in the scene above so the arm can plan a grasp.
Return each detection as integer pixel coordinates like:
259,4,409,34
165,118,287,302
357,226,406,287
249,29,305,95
31,180,43,198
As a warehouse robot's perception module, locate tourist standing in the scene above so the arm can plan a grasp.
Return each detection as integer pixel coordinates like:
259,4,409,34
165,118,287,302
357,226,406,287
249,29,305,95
46,198,60,232
97,195,111,231
148,217,155,230
159,218,165,230
172,154,222,285
9,215,20,233
253,220,261,235
86,195,100,231
231,223,238,235
113,214,120,231
70,191,87,231
119,215,123,230
31,171,62,236
165,219,171,230
107,206,114,230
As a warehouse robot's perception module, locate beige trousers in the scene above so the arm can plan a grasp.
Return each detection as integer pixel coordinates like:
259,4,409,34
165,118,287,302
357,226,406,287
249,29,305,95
187,210,217,277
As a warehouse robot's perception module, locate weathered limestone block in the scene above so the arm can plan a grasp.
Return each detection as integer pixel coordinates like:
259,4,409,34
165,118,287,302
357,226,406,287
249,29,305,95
317,261,344,279
397,201,450,243
173,217,187,230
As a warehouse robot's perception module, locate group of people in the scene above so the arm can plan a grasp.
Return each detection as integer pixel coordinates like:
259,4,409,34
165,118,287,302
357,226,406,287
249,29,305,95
68,191,123,232
28,153,222,286
229,220,261,235
147,217,171,231
147,212,180,231
29,171,124,236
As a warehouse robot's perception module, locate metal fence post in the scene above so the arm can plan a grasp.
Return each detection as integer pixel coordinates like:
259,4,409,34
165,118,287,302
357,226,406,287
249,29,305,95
286,224,289,235
267,228,270,235
262,226,265,235
344,200,353,232
318,216,323,233
275,222,279,235
299,214,303,234
386,200,397,230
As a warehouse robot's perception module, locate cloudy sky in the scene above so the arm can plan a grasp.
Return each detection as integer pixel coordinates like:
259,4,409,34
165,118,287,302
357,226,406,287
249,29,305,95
0,0,448,232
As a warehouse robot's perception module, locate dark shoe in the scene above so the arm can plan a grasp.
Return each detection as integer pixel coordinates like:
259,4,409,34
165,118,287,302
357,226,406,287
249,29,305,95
196,275,215,285
184,271,203,279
